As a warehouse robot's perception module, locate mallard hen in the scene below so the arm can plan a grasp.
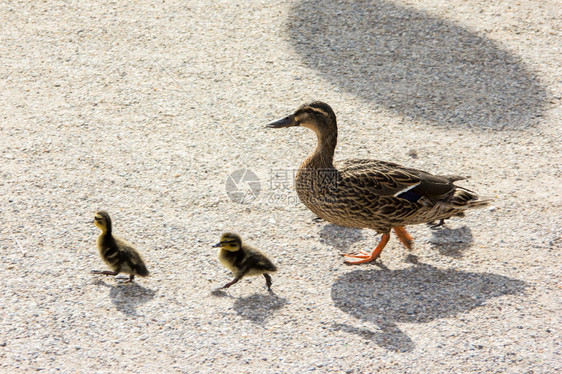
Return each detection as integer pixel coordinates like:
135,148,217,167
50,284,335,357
267,102,490,264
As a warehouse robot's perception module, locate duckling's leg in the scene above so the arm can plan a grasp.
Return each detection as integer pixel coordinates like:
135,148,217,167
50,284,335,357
263,274,273,290
393,226,413,249
344,233,390,264
222,277,242,289
91,270,119,276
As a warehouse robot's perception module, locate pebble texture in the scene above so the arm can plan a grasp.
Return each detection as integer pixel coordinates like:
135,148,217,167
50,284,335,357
1,0,560,372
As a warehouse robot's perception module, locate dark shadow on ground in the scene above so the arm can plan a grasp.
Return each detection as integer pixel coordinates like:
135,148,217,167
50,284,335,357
331,263,526,351
319,223,365,251
429,225,474,258
287,0,548,129
91,277,156,315
106,281,156,316
232,292,288,324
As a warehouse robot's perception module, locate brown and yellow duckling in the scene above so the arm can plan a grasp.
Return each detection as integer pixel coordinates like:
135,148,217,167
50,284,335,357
91,211,149,282
213,232,277,290
268,101,490,264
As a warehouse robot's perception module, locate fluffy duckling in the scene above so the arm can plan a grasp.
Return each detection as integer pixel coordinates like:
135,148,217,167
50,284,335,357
213,232,277,290
268,102,490,264
91,211,149,282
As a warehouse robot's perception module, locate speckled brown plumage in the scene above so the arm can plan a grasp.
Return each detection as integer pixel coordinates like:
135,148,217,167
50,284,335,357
268,101,490,264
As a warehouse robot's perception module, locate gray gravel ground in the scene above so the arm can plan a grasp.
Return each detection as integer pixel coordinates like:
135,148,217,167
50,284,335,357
1,0,561,372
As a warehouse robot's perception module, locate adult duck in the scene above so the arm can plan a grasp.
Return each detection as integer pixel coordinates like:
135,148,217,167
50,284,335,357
267,102,490,264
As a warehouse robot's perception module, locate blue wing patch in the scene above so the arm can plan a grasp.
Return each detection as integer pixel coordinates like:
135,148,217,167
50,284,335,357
396,190,422,202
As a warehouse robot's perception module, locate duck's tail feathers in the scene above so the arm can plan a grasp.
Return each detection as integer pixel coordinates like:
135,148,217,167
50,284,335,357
134,262,150,277
451,187,492,209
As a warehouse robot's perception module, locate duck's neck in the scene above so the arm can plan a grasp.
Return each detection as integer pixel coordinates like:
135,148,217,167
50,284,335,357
303,129,337,169
100,223,112,236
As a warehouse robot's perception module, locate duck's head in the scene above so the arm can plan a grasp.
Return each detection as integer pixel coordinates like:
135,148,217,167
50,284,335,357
267,101,337,135
93,211,112,233
212,232,242,252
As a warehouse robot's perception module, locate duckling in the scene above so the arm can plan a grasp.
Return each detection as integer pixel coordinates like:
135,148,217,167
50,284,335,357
91,211,149,281
213,232,277,290
267,102,490,264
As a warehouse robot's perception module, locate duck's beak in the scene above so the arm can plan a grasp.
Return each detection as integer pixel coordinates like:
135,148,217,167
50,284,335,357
212,242,222,248
267,115,297,128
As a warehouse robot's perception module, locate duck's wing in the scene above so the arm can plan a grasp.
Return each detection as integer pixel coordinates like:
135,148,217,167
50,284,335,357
115,238,150,276
242,248,277,273
336,159,464,203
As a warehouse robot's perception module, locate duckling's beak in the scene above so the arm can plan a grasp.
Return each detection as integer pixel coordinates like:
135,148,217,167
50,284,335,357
212,242,222,248
267,115,297,128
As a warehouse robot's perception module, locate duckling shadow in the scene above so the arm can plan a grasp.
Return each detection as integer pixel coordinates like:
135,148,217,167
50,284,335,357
428,225,474,258
318,223,365,251
210,289,231,297
232,293,288,324
329,322,414,352
287,0,548,129
331,263,526,352
107,282,156,316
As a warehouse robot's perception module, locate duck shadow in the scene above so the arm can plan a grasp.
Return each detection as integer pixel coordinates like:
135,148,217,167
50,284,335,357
331,263,526,352
319,223,365,251
428,225,474,258
93,279,156,316
228,292,288,324
287,0,548,129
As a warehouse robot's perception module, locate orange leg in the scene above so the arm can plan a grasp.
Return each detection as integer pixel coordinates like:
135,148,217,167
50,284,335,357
344,233,390,265
393,226,413,250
